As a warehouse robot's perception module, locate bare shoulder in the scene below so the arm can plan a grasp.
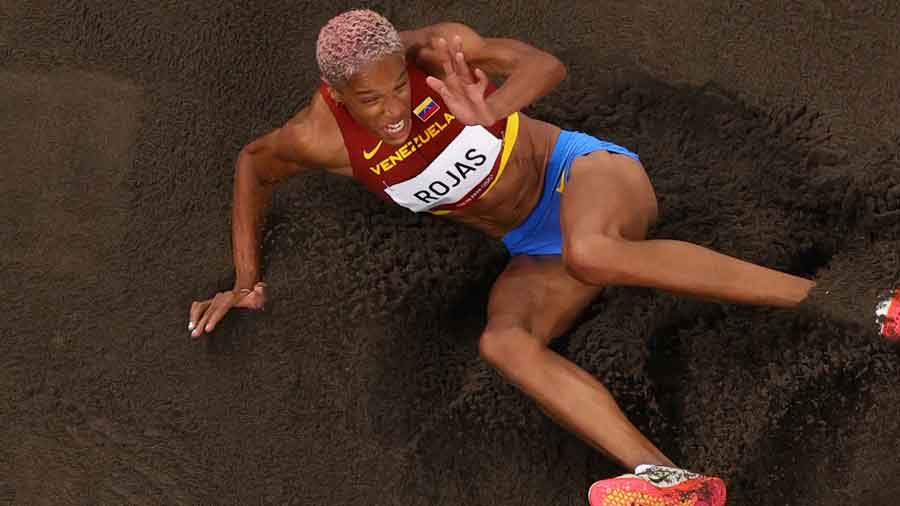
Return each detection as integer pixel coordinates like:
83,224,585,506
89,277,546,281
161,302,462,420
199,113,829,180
243,89,351,183
280,90,351,174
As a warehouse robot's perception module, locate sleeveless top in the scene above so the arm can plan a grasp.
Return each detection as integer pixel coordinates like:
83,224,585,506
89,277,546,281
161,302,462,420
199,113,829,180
319,59,519,214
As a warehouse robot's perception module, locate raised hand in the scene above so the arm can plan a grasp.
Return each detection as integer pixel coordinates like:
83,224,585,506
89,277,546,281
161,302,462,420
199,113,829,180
425,36,496,126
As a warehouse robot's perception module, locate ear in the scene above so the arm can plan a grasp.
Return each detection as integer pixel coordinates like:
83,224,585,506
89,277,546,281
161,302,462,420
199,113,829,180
326,84,344,105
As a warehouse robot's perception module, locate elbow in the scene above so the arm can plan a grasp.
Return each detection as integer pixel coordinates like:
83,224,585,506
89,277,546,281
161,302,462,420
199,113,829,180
236,146,250,166
524,48,565,89
546,53,566,86
234,149,255,178
236,136,270,175
234,149,267,187
236,139,260,167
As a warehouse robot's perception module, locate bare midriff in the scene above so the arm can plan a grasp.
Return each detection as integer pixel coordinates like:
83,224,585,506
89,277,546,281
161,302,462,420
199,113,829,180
431,113,561,239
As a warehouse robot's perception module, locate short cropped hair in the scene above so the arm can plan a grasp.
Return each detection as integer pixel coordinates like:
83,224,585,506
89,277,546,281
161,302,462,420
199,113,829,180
316,9,405,88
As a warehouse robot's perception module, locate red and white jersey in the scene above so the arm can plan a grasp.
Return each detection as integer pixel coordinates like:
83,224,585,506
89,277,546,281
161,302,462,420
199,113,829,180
320,59,519,213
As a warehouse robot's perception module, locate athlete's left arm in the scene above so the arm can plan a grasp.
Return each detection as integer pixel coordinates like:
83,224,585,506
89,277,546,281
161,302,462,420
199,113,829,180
402,22,566,123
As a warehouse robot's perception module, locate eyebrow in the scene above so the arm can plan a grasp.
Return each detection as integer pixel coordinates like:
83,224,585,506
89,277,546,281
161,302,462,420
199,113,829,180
356,70,408,96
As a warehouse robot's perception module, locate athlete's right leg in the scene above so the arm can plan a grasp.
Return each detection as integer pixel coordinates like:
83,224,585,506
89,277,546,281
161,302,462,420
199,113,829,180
479,254,672,470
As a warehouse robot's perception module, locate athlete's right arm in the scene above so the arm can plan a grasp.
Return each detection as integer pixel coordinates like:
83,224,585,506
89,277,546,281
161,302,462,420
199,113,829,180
232,122,311,289
189,113,315,338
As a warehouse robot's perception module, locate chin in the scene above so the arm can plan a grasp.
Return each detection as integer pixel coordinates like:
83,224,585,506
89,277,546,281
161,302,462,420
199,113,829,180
383,134,408,146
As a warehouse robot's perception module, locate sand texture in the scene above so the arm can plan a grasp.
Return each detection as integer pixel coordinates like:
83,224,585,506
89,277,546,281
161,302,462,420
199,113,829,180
2,1,899,505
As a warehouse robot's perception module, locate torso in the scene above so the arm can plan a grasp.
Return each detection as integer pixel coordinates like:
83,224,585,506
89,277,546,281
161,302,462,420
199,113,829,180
296,65,560,240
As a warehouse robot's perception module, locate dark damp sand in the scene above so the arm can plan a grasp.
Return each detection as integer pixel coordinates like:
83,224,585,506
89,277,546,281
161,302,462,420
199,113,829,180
2,1,899,505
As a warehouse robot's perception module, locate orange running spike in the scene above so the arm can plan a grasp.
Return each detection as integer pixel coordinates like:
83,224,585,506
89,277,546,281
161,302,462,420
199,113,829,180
877,288,900,341
589,466,726,506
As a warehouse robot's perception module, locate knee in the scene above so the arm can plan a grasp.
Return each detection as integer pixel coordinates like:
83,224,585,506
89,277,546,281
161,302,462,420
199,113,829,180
562,233,626,285
478,326,542,370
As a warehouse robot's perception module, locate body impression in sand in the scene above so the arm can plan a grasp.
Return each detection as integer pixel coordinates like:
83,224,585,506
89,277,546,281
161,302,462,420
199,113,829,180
188,9,898,506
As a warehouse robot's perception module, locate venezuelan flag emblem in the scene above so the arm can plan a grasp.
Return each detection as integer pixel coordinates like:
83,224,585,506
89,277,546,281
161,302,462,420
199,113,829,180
414,97,440,122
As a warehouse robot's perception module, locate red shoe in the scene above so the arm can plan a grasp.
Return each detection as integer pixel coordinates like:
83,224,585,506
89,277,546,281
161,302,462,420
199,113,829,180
876,288,900,341
588,465,727,506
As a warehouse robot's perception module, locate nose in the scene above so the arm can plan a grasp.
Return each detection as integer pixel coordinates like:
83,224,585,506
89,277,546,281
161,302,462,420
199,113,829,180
383,94,405,121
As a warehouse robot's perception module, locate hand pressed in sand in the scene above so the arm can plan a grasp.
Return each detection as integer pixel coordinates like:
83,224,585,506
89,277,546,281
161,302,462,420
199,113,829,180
188,281,267,338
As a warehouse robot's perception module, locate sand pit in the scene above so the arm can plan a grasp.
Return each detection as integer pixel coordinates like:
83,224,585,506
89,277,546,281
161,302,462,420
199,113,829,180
2,2,899,505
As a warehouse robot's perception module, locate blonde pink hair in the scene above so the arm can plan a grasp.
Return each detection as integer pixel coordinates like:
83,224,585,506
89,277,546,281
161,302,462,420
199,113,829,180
316,9,404,88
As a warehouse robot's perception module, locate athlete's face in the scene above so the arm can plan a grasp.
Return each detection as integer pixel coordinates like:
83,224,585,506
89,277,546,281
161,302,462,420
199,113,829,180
331,53,413,145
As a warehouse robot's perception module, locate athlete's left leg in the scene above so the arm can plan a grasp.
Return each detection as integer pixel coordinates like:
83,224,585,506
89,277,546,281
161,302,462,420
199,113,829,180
559,150,815,307
480,254,672,470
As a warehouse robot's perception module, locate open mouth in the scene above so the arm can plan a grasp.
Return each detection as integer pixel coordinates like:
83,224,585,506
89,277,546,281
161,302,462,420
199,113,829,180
383,118,411,141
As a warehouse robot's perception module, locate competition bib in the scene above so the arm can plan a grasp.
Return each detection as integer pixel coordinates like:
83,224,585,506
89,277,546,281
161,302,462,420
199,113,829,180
383,125,502,212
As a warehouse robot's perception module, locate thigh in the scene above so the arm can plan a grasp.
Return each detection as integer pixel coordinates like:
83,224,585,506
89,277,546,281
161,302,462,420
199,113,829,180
560,150,658,242
487,254,603,343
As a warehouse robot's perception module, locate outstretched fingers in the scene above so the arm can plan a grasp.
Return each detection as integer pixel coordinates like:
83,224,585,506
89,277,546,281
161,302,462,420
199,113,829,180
453,52,475,83
202,296,233,334
189,292,231,338
425,75,449,98
189,283,267,338
471,67,489,96
435,37,455,78
436,36,474,84
473,67,488,84
189,300,210,334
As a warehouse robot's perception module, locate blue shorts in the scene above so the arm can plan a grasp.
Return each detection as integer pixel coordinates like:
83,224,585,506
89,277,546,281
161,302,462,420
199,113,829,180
501,130,640,256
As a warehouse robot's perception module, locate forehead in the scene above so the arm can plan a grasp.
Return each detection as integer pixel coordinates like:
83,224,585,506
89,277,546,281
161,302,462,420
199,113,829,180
343,53,407,92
